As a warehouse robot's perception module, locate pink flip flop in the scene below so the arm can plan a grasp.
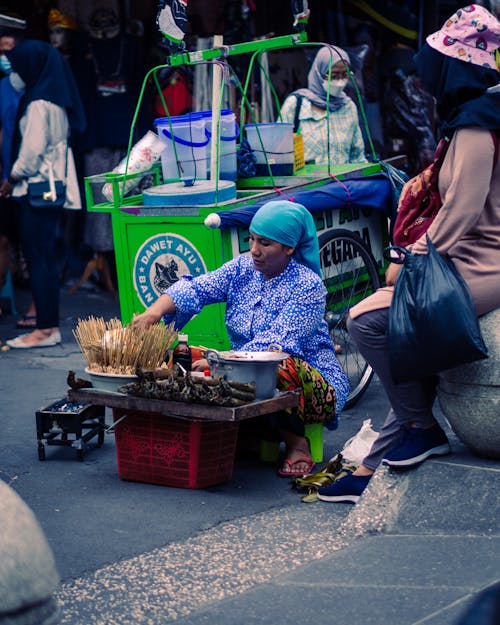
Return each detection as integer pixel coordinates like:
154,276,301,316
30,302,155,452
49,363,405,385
278,456,316,478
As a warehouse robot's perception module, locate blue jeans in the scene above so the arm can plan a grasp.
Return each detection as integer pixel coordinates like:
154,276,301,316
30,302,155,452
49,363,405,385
19,196,63,330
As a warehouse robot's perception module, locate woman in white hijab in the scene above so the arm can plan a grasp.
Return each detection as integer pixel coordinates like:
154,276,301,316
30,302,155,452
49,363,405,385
279,46,367,165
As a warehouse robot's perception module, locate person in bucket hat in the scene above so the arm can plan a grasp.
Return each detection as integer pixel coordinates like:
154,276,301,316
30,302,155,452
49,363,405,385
426,3,500,69
317,4,500,504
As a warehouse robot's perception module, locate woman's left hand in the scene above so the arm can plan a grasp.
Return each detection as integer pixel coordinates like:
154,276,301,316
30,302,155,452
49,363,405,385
385,262,402,286
192,358,208,372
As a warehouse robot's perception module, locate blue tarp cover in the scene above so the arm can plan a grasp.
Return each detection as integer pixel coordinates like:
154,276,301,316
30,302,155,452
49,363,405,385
215,172,393,229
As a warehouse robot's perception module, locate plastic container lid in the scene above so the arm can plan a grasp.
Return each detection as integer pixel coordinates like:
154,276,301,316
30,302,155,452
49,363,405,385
198,109,234,118
142,180,237,206
154,113,204,125
178,333,188,342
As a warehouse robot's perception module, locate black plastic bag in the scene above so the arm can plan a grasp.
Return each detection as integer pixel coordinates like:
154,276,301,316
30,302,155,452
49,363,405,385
379,160,409,241
387,237,488,383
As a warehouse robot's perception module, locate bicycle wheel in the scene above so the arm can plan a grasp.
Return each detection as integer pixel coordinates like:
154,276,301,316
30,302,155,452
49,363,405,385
318,228,382,409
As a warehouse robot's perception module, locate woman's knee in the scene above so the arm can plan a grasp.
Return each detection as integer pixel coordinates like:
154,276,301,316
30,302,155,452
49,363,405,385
347,309,389,350
346,312,369,343
345,312,357,336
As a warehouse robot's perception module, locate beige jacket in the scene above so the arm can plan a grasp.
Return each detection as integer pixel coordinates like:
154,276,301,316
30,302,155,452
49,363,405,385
11,100,81,209
351,127,500,318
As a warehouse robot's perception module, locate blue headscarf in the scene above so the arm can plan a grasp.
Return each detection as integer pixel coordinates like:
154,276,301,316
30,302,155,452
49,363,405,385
249,200,322,277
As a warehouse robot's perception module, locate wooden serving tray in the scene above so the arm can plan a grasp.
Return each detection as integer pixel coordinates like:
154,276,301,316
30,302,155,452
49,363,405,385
67,388,299,423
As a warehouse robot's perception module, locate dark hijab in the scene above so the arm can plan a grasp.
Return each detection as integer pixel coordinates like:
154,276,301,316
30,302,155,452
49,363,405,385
7,39,86,135
414,43,500,135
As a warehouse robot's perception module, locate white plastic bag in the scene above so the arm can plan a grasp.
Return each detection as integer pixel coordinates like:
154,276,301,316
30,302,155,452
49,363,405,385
339,418,379,466
102,131,166,201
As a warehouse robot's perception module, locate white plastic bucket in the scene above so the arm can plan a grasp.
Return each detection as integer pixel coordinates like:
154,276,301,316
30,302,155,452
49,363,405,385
199,110,238,181
155,113,208,182
244,122,294,176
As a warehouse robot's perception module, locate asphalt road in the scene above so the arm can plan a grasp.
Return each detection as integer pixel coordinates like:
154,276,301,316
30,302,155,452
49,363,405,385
3,285,497,625
0,285,389,582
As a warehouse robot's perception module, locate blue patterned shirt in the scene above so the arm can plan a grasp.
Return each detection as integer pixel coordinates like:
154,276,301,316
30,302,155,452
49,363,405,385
280,95,367,165
163,256,349,412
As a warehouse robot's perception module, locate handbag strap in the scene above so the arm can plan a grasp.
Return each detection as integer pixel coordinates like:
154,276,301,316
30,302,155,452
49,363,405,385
491,130,499,169
63,134,69,179
48,135,69,201
429,135,451,183
383,244,409,264
293,94,303,134
49,136,69,179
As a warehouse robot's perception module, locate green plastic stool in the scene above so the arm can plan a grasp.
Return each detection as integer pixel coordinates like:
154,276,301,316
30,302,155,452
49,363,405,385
0,268,17,315
260,422,324,463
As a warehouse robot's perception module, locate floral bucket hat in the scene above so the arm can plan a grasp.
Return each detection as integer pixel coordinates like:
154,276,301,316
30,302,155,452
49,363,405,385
426,4,500,70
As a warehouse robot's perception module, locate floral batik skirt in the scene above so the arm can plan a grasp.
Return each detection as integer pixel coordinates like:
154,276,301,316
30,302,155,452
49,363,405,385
277,357,336,424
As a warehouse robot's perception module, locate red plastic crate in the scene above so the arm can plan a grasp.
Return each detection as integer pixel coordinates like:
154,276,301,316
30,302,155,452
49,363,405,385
112,409,239,489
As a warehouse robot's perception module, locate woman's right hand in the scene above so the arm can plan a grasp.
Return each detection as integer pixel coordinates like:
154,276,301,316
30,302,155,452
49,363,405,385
131,310,162,329
130,294,176,329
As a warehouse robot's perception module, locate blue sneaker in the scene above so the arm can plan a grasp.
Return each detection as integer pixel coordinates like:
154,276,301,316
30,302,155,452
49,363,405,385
382,425,450,468
317,473,371,504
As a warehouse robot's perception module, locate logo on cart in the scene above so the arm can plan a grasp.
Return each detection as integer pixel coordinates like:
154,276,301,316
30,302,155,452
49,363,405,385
133,234,206,307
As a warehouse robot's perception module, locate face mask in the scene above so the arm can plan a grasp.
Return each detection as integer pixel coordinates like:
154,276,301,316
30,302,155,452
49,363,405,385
0,54,12,74
9,72,25,92
323,78,348,98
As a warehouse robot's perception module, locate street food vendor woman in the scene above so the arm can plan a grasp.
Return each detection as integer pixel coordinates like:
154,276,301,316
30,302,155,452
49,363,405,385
132,200,349,476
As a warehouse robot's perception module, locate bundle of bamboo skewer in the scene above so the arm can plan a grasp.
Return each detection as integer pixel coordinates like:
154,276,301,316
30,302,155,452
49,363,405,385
73,316,176,374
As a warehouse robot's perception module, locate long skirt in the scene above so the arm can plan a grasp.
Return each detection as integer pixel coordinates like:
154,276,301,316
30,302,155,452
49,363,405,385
277,357,337,428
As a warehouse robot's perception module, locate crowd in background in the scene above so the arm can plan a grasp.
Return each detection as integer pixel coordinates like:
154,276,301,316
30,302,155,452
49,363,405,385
0,0,497,305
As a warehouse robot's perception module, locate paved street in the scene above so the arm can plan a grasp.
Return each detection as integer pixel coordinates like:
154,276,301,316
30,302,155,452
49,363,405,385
0,285,498,625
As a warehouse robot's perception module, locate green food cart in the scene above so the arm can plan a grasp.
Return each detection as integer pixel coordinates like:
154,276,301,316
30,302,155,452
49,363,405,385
84,34,395,406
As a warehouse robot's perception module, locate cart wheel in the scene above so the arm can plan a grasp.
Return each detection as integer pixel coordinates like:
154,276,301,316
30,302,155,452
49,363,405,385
37,443,46,461
76,449,84,462
318,229,381,409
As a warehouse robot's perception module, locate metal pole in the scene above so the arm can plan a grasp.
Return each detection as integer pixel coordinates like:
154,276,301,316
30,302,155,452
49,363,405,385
210,35,224,181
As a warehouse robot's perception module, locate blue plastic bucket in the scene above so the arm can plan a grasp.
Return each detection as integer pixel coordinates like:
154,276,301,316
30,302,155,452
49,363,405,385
155,113,209,182
199,110,238,181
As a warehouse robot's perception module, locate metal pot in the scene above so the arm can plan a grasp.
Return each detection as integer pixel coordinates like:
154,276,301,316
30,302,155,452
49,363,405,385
206,350,289,400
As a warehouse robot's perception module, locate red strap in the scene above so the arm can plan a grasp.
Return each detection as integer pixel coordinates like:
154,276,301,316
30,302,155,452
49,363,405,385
327,173,352,206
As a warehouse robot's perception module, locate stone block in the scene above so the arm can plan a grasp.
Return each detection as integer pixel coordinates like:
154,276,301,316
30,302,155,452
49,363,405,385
0,481,60,624
438,308,500,459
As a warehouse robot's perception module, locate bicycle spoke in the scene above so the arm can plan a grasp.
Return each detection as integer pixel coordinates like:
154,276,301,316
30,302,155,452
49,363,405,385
319,229,381,408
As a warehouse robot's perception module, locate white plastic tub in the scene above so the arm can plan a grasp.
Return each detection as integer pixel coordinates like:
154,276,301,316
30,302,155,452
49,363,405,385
199,109,238,181
244,122,294,176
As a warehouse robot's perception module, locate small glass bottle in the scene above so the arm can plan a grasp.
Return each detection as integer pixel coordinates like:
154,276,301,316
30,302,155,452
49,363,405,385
173,333,192,372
